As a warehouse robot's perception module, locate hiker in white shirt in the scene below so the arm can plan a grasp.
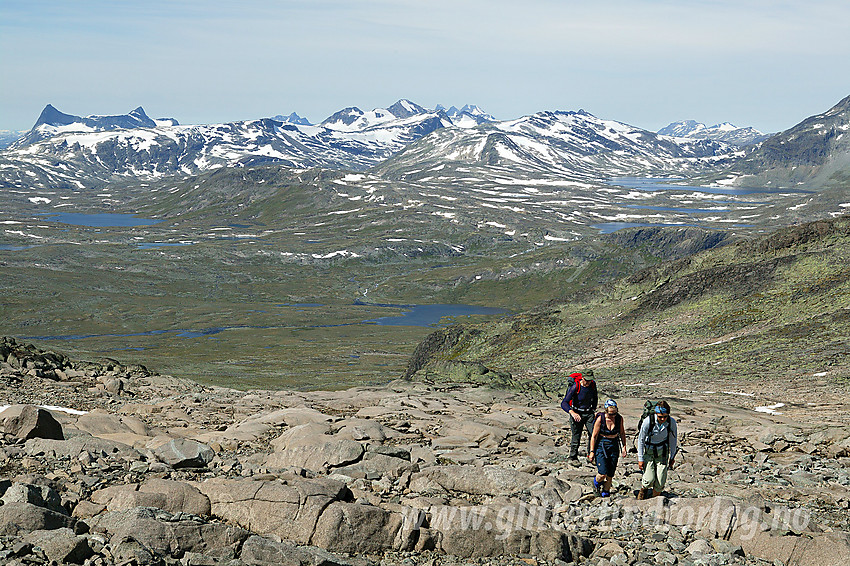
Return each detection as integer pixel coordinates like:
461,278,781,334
636,400,678,499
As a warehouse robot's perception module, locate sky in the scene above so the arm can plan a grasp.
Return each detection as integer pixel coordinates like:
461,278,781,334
2,0,849,134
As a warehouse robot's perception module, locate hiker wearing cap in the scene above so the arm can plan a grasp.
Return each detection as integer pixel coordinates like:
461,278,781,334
588,399,628,497
560,370,598,466
636,400,679,499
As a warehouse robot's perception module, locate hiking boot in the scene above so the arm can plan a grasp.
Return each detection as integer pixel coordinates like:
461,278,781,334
569,457,581,468
637,487,648,500
592,478,601,496
600,491,610,498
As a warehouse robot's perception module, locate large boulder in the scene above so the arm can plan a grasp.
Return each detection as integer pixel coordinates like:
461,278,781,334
198,477,349,545
310,501,407,554
23,528,94,564
90,507,249,559
333,418,390,442
426,503,591,560
152,438,214,468
267,424,364,472
91,478,211,516
1,404,64,440
2,483,64,514
0,502,74,535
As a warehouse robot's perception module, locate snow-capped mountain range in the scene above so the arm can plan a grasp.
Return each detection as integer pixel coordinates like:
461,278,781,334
0,100,746,192
376,110,736,183
658,120,770,146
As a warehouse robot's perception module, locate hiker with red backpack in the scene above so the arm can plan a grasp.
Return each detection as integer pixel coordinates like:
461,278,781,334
560,370,598,467
636,400,679,499
588,399,628,497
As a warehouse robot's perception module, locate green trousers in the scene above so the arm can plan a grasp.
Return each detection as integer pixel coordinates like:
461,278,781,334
641,451,669,492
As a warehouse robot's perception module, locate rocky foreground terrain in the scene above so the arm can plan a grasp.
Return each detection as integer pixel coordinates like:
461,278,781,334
1,336,849,566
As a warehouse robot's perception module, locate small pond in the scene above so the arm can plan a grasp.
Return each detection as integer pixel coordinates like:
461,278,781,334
38,212,162,227
607,177,811,196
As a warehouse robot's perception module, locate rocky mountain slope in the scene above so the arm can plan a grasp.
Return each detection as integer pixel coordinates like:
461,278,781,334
1,332,849,566
717,94,850,188
406,214,850,392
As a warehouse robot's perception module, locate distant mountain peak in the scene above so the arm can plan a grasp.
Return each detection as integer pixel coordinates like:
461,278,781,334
658,120,768,146
387,99,427,119
34,104,80,128
272,112,311,126
322,107,365,127
436,103,495,125
129,106,151,120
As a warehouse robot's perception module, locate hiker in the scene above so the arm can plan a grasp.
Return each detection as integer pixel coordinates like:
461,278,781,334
588,399,628,497
560,370,598,466
636,400,679,499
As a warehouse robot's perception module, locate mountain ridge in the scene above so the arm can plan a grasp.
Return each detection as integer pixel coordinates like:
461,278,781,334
0,101,738,192
725,94,850,187
658,119,770,146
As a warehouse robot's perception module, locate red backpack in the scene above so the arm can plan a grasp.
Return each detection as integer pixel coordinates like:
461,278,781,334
565,372,584,408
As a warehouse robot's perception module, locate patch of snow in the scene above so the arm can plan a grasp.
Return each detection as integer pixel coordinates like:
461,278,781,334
28,197,51,204
754,403,785,415
0,404,88,416
722,391,755,397
5,230,43,239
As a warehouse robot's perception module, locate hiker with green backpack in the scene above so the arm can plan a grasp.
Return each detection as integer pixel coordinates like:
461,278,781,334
636,400,679,499
588,399,628,497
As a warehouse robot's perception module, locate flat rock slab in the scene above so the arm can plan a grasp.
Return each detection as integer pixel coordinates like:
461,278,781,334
410,465,544,496
25,435,141,460
198,477,349,545
239,535,355,566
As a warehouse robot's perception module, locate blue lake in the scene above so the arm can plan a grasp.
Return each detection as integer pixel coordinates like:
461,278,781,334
23,302,510,345
0,245,35,251
608,177,811,196
38,212,162,227
621,205,727,213
135,242,194,250
357,302,509,326
592,222,692,234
